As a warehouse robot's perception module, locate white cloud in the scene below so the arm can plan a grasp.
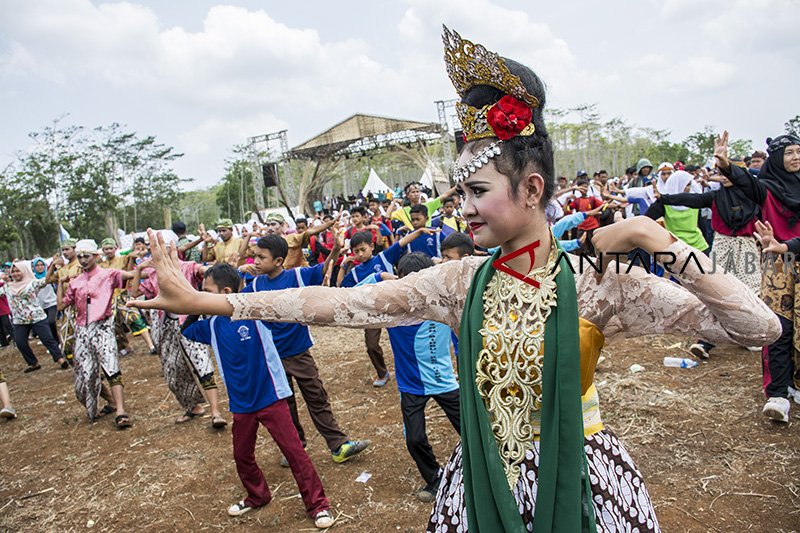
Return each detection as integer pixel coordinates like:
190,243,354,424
0,0,796,188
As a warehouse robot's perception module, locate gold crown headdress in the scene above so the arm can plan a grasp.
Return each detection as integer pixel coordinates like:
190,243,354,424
443,26,539,143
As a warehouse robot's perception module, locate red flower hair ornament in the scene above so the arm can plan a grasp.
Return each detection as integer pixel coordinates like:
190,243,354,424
486,95,533,141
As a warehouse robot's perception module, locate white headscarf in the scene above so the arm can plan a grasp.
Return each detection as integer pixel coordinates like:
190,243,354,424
9,261,35,297
659,170,701,211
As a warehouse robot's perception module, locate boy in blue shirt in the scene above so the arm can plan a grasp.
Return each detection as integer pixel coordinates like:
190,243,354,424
405,204,443,259
357,253,460,503
337,225,439,386
431,195,467,237
182,264,334,529
242,235,370,464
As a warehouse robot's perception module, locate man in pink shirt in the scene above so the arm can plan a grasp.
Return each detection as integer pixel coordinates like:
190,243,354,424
60,239,136,428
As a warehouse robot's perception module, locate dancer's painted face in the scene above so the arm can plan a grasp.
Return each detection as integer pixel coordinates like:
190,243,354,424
456,152,535,249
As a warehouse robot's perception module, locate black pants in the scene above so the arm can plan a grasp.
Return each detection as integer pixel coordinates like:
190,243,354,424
45,305,60,344
763,315,795,398
0,314,12,346
400,390,461,484
13,319,64,366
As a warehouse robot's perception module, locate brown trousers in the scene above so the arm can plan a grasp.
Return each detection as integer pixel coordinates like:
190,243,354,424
364,328,387,378
282,351,348,453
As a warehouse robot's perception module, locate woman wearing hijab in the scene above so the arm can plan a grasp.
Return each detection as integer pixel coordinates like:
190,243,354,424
716,131,800,423
645,170,709,254
32,257,60,346
3,261,67,371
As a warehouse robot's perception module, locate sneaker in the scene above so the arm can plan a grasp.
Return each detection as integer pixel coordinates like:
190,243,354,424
331,439,371,464
314,509,335,528
0,406,17,419
416,477,441,503
373,372,391,387
279,455,290,468
762,397,791,423
227,500,253,517
149,347,158,355
689,343,710,360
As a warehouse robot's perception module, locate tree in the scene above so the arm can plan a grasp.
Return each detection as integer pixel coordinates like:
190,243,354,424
786,115,800,137
684,126,752,163
3,118,185,258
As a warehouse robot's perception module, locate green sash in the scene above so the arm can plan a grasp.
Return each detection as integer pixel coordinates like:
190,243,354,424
458,248,596,532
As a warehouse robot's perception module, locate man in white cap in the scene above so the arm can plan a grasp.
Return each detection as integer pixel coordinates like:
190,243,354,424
59,239,137,428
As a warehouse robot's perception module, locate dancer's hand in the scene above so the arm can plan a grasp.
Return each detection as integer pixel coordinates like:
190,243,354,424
754,220,789,254
128,229,233,316
714,130,730,170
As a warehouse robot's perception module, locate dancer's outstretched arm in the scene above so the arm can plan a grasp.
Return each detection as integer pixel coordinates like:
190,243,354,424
130,229,482,330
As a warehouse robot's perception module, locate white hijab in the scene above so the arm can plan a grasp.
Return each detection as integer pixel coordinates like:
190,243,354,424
659,170,702,211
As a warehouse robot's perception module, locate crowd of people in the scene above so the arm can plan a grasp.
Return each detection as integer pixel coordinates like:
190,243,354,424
1,26,799,533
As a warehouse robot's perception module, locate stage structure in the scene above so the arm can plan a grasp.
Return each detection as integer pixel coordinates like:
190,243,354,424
281,113,443,214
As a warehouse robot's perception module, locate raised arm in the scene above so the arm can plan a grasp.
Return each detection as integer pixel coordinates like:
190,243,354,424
398,227,439,248
660,191,715,209
581,217,781,347
306,215,338,237
129,229,481,330
227,256,478,330
715,130,767,203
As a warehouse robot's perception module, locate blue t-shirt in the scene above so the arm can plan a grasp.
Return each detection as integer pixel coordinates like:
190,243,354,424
183,316,291,414
355,274,457,395
340,242,403,288
387,321,458,396
241,264,324,358
405,232,441,258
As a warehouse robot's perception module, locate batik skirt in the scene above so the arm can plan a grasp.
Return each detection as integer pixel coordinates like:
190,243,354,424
159,316,216,413
428,429,660,532
73,317,121,421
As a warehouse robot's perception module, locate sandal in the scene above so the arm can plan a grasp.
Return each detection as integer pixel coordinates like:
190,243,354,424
115,414,132,429
211,415,228,429
175,409,205,424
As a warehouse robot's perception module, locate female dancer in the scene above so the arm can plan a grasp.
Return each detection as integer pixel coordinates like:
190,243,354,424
131,28,781,533
5,261,67,371
716,131,800,423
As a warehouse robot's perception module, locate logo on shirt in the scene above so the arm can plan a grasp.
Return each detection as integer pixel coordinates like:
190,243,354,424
237,325,251,341
426,237,434,247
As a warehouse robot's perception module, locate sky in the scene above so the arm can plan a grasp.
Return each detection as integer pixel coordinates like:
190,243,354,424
1,0,798,190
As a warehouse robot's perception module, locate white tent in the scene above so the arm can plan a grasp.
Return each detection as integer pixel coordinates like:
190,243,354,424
419,159,449,193
361,168,392,196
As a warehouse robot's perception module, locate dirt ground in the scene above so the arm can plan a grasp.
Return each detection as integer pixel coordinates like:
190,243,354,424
1,326,799,533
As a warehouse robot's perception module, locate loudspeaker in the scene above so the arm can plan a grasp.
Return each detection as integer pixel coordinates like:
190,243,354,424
454,130,465,153
262,163,279,187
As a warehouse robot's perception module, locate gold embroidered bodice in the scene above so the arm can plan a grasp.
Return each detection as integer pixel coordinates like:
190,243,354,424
475,246,560,489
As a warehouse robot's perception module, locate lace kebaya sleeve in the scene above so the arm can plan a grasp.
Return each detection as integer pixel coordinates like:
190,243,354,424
577,239,782,346
226,256,486,330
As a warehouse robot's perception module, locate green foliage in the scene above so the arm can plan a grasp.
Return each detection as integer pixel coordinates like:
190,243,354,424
177,185,222,231
547,106,754,176
2,118,184,259
786,115,800,137
216,159,258,223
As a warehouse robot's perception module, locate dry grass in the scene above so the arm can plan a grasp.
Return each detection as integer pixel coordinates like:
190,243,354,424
0,328,798,532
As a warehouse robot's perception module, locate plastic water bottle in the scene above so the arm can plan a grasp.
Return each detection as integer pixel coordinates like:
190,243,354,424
663,357,698,368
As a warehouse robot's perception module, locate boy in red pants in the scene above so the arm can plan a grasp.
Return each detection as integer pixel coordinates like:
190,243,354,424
182,264,334,529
